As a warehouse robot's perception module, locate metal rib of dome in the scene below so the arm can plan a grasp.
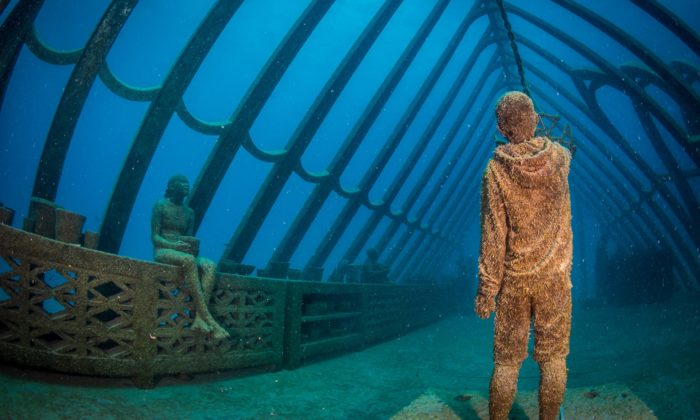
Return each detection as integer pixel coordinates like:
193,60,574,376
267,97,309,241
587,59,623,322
0,0,697,289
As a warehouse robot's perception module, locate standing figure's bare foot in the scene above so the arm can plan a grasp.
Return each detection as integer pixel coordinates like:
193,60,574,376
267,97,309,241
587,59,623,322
191,315,212,333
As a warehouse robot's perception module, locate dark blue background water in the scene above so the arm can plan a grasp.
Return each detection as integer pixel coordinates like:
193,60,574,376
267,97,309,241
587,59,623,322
1,0,698,301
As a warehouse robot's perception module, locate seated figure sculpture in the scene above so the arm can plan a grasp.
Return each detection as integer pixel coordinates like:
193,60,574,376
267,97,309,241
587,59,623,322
362,248,389,283
152,175,229,339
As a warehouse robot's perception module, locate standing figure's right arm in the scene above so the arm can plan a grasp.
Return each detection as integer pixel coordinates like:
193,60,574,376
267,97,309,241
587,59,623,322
477,163,507,299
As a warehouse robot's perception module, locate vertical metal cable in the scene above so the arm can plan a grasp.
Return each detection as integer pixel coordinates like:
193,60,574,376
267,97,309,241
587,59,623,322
495,0,529,95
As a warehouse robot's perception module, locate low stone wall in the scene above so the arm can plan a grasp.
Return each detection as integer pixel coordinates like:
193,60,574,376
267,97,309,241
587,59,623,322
0,224,461,387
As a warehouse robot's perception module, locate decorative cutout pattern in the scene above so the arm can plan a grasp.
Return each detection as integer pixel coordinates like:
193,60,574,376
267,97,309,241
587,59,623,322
0,226,457,386
0,226,287,381
152,281,280,358
0,253,137,358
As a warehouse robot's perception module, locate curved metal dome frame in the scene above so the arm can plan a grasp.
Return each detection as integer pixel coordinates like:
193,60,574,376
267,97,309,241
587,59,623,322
0,0,698,288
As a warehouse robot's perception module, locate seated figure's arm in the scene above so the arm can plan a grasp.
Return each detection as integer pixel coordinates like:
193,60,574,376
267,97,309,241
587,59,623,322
182,207,199,255
151,201,185,251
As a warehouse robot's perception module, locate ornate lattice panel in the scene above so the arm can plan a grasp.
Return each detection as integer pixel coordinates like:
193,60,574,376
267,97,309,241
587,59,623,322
0,255,31,347
0,225,457,385
0,222,159,375
211,286,280,352
0,251,139,373
84,273,138,359
0,225,286,380
151,273,286,374
153,276,198,356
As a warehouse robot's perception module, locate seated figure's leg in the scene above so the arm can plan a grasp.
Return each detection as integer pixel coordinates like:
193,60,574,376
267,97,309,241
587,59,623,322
490,287,531,420
533,284,571,420
197,257,229,339
155,249,215,335
198,257,217,302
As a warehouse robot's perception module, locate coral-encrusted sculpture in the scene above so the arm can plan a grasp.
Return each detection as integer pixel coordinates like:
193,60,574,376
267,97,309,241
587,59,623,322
475,91,573,420
152,175,229,339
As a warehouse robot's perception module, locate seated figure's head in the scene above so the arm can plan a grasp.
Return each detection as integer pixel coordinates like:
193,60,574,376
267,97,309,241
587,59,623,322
366,248,379,262
165,174,190,202
495,91,537,144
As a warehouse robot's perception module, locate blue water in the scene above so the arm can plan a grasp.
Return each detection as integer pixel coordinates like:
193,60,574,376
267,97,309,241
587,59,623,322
0,0,699,417
1,0,696,287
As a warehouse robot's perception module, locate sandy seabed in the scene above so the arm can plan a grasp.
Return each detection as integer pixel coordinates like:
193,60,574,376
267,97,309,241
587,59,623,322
1,294,698,419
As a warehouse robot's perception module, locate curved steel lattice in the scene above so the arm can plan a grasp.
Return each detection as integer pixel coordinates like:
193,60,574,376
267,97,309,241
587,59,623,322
0,0,698,289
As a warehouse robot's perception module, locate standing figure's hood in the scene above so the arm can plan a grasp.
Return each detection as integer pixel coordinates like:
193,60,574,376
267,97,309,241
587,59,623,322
493,137,568,188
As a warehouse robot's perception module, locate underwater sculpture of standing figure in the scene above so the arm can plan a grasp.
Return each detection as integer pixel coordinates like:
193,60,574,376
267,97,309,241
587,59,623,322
475,92,573,419
152,174,229,339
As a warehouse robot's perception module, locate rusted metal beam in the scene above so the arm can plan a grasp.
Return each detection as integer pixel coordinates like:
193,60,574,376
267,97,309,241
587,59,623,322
508,27,700,267
528,83,700,287
185,1,333,234
305,5,491,272
393,112,496,281
33,0,138,202
337,49,502,268
269,0,451,268
384,68,502,271
0,0,45,107
507,4,699,167
551,0,700,129
221,0,403,264
633,101,699,219
372,60,502,261
99,0,324,253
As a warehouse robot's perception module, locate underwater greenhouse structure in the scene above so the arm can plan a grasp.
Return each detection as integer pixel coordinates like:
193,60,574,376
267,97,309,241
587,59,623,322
0,0,698,418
